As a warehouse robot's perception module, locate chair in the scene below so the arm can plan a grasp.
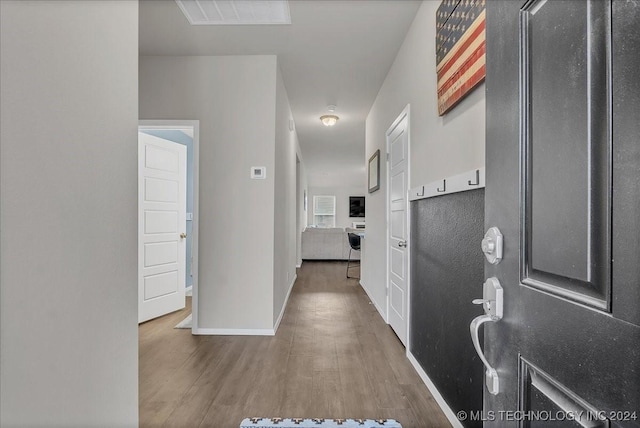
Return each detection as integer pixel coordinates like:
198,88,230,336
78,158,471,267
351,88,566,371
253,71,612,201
346,233,361,279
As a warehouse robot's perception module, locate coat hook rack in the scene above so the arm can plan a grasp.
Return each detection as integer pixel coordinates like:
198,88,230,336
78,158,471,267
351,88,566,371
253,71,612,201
468,169,480,186
437,179,446,193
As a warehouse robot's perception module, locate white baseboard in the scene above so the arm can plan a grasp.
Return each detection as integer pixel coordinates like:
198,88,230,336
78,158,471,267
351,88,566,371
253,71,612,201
273,274,297,334
185,285,193,296
359,279,387,322
407,351,464,428
193,327,275,336
296,263,302,268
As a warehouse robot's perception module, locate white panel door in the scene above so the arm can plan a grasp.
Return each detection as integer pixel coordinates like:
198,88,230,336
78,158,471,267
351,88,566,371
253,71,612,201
387,112,409,345
138,132,187,323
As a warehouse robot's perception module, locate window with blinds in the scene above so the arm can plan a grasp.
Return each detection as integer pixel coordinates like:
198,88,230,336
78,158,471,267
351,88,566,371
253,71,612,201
313,195,336,227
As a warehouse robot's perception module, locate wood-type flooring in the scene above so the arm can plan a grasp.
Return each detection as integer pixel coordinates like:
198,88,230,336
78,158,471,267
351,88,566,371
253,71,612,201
140,261,451,428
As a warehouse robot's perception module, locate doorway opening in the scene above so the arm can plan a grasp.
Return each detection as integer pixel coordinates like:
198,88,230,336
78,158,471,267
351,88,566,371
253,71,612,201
138,120,200,332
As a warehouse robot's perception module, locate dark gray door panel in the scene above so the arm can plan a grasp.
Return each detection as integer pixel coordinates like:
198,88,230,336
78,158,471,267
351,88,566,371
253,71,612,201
485,1,640,426
522,0,611,310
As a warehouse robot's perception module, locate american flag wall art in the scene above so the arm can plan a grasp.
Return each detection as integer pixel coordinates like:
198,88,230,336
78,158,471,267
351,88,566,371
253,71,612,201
436,0,486,115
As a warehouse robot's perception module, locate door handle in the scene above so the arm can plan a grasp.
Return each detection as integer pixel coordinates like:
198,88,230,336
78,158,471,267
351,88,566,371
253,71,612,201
471,315,500,395
470,277,503,395
180,233,187,239
398,241,407,248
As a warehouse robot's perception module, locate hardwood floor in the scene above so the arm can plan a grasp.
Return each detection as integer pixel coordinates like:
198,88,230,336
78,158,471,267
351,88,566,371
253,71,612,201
139,261,451,427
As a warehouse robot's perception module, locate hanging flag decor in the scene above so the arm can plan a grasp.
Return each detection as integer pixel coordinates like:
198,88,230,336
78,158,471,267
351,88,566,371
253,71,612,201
436,0,486,115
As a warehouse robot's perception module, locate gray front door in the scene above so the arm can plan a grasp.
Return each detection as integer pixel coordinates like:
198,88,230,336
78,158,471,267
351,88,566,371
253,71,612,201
484,1,640,426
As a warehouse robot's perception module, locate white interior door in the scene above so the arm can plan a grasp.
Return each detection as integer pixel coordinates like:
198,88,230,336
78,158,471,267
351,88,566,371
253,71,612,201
387,111,409,345
138,132,187,323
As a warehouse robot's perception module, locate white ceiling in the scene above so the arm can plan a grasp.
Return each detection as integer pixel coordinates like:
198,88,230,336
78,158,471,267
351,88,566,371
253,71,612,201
139,0,421,187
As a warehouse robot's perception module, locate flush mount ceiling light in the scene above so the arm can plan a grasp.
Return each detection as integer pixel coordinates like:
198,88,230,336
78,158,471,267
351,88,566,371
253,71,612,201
320,105,339,127
320,115,339,127
175,0,291,25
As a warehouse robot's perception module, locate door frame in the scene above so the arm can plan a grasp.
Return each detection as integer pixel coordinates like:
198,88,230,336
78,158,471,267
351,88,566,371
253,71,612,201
138,120,200,332
385,104,411,347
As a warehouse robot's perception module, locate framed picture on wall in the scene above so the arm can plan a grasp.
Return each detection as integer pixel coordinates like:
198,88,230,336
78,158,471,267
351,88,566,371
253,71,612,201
436,0,486,115
368,149,380,193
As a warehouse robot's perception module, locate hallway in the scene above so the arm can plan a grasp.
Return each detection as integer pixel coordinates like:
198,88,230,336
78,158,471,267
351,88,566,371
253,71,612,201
139,261,450,427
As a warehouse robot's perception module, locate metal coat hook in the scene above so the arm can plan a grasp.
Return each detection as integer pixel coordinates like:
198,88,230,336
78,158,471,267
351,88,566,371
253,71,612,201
437,179,446,192
468,169,480,186
416,186,425,197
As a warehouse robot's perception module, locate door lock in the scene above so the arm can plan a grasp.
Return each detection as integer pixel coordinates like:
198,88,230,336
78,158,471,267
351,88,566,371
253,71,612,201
473,277,503,319
472,298,492,310
482,227,503,264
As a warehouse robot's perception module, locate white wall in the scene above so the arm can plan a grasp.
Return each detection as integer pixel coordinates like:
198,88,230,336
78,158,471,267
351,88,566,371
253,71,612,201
307,168,367,189
308,186,367,230
0,1,139,425
140,56,277,331
363,0,486,317
273,65,300,324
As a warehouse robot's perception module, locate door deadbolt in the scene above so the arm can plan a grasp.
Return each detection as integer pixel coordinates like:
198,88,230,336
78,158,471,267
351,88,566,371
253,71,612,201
482,227,503,264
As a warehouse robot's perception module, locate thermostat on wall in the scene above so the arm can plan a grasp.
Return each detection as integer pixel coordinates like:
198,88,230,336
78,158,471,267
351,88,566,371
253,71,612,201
251,166,266,179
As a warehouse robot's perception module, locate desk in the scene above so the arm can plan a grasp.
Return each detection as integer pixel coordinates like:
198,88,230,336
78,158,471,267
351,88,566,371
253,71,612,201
345,228,365,238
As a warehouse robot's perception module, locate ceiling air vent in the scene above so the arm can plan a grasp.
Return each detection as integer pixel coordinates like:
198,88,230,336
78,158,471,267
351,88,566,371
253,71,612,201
175,0,291,25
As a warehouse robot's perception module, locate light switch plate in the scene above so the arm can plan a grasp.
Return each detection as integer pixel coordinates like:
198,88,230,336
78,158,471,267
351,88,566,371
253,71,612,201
251,166,266,179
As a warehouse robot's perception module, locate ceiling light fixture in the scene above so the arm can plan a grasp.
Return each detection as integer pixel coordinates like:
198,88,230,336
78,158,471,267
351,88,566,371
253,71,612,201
320,105,339,127
320,115,339,127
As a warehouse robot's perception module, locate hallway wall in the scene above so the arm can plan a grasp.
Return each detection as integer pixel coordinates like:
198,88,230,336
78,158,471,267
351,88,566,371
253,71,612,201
410,189,485,427
140,55,278,331
274,64,302,325
363,0,485,317
0,1,139,425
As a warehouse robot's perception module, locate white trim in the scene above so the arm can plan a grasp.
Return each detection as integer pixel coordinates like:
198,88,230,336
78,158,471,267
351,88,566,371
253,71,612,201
273,274,297,333
185,285,193,297
192,328,275,336
407,352,465,428
408,167,485,202
359,279,387,322
138,120,200,333
404,108,412,352
296,263,302,268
